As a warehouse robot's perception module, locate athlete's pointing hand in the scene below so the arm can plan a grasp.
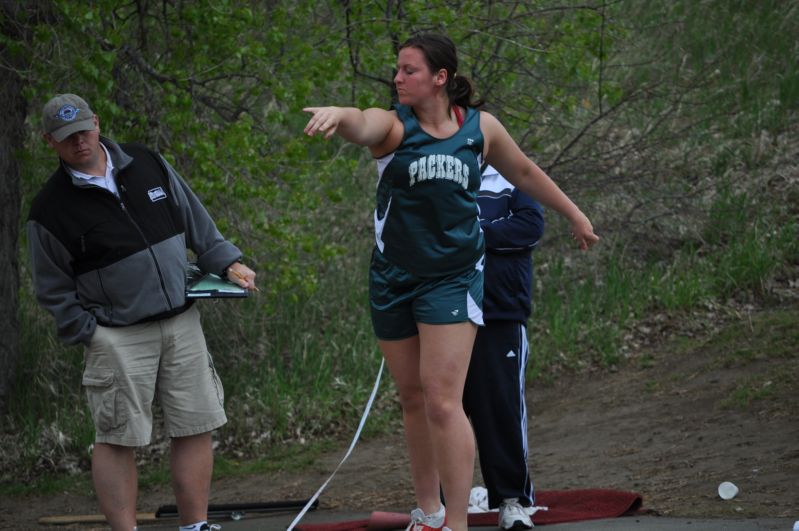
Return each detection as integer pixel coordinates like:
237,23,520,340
303,106,344,139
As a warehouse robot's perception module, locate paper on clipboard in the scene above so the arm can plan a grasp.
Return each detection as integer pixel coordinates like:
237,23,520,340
185,263,248,299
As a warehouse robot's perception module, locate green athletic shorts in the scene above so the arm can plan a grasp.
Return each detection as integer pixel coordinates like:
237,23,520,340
369,248,484,340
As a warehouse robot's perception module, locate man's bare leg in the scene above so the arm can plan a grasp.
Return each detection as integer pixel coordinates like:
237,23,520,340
92,442,138,530
170,432,213,526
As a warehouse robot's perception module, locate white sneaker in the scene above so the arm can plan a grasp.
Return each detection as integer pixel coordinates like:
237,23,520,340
468,485,489,513
406,505,446,531
499,498,533,530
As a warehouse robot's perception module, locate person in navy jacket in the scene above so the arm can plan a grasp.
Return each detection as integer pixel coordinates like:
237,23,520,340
464,164,544,530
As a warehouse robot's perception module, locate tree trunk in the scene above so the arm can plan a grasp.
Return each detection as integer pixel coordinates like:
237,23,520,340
0,2,28,412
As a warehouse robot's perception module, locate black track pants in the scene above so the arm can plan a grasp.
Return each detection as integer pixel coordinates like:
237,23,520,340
463,320,534,509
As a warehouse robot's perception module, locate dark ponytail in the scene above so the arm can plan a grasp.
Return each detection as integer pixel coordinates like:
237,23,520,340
399,33,484,109
447,74,483,109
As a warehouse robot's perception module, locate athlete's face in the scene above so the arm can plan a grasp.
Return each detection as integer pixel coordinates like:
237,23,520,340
394,47,447,106
44,115,102,173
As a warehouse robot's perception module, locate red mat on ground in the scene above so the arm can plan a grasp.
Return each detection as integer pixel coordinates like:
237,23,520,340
295,488,643,530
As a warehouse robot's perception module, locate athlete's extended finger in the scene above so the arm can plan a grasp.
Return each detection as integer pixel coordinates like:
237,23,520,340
304,116,325,136
302,108,323,134
580,232,600,250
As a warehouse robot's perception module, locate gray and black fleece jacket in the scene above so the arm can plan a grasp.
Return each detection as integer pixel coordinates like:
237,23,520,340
27,137,242,346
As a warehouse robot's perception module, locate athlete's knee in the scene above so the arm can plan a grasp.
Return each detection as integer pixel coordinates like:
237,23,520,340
423,394,462,426
396,384,426,414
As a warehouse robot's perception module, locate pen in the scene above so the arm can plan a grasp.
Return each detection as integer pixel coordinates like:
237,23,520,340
229,267,260,292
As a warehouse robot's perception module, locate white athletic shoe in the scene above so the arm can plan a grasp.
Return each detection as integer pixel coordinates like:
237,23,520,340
406,504,446,531
468,485,490,512
499,498,534,530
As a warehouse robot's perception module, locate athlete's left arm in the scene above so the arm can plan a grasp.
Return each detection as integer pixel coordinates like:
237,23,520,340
480,111,599,251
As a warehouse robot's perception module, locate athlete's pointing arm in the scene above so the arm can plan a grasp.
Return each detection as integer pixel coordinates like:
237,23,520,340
303,107,397,147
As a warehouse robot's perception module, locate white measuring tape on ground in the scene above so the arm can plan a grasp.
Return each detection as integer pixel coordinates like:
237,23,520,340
285,357,385,531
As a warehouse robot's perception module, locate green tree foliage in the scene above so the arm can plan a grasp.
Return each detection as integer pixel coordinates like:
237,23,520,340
18,1,365,302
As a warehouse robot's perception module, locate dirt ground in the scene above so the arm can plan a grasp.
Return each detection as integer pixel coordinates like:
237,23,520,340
2,295,798,530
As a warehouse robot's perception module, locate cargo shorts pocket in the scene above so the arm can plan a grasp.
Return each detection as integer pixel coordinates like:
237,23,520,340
207,353,225,408
82,368,127,433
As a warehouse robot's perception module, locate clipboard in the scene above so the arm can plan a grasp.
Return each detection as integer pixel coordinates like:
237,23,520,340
185,264,248,299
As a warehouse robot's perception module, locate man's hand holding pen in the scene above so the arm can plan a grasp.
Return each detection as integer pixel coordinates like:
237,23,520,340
226,262,259,292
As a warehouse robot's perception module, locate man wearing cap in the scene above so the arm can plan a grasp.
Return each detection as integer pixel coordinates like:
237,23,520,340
28,93,257,531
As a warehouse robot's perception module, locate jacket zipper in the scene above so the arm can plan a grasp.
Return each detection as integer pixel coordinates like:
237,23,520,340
96,269,113,322
117,185,174,309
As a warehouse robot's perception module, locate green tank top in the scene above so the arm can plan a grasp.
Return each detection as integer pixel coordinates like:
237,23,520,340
374,104,485,278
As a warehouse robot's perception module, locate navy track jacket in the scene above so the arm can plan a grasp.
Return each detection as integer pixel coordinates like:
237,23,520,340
478,165,545,322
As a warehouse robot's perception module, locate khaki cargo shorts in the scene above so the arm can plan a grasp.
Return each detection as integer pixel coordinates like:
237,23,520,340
82,305,227,446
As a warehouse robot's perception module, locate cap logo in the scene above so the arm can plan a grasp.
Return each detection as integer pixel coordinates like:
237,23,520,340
55,105,81,122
